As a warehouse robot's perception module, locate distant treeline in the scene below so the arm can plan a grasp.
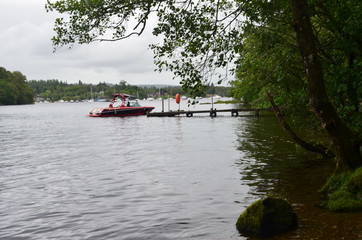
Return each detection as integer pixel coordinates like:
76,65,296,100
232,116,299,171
29,79,232,102
0,67,34,105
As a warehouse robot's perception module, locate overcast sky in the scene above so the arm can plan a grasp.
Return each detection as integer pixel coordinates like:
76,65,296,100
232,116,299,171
0,0,178,86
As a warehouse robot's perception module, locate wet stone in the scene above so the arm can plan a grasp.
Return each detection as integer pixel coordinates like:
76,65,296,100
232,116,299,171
236,196,298,238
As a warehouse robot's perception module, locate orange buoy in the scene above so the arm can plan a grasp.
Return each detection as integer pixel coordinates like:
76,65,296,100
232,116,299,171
175,94,181,104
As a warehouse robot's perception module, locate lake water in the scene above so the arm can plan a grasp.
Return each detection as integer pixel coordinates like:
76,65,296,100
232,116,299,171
1,100,361,239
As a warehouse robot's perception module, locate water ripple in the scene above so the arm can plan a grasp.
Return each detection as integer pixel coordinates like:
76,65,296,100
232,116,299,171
0,102,264,240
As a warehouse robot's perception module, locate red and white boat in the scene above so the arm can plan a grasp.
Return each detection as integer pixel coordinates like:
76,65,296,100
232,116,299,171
88,93,154,117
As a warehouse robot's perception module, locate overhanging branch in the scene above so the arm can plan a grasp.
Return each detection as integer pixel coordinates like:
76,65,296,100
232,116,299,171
266,92,335,158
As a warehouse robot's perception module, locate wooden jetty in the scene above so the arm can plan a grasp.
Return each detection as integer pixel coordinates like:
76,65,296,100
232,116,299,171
147,108,272,117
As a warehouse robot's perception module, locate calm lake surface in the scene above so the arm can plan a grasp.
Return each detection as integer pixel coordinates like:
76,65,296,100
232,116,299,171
1,100,361,239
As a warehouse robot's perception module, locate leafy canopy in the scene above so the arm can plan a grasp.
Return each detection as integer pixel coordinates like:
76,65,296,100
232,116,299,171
46,0,252,95
231,0,361,135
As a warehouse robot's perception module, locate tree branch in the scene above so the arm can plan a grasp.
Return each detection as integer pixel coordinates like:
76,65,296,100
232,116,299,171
266,92,335,158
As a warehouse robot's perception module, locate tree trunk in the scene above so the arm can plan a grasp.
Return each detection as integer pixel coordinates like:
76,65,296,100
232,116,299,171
266,92,334,158
290,0,362,170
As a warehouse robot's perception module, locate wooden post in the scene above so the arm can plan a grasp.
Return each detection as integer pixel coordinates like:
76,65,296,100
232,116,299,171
168,96,170,112
162,98,164,112
211,95,214,110
255,109,260,117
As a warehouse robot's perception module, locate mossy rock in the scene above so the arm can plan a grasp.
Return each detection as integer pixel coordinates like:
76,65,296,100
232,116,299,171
236,196,297,238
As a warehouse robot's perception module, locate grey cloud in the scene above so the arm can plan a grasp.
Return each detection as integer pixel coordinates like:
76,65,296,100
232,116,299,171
0,0,178,85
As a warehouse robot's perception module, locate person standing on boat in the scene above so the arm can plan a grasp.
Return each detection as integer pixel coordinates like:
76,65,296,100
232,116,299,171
109,96,116,108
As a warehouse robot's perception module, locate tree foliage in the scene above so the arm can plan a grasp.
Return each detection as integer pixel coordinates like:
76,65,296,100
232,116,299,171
29,80,149,101
231,0,361,169
28,79,230,102
0,67,34,105
46,0,243,95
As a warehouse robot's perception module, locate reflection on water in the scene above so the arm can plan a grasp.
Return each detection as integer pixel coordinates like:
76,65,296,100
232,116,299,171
1,102,361,240
235,116,362,240
235,116,300,198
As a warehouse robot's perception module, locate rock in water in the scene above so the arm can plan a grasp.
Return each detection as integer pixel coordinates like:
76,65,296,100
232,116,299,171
236,196,297,237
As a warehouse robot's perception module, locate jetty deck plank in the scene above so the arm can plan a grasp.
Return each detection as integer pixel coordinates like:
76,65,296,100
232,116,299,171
147,108,271,117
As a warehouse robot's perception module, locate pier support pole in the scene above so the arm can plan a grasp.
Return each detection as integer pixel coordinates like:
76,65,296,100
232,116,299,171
211,95,214,110
168,97,170,112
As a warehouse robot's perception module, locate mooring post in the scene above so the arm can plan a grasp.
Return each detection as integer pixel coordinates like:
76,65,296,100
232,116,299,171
211,95,214,110
210,108,217,117
168,97,170,112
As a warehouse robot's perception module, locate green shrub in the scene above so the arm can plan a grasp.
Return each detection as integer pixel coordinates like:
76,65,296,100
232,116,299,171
320,172,350,193
347,167,362,193
320,167,362,212
327,190,362,211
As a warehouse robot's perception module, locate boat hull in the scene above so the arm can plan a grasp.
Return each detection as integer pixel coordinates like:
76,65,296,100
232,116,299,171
88,106,154,117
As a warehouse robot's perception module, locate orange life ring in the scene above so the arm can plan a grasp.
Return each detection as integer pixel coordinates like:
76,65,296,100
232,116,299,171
175,94,181,104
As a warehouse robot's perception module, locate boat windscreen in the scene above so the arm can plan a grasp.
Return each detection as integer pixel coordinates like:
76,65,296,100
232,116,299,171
129,101,141,107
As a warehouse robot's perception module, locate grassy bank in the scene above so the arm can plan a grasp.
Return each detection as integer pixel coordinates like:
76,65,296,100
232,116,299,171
320,167,362,211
